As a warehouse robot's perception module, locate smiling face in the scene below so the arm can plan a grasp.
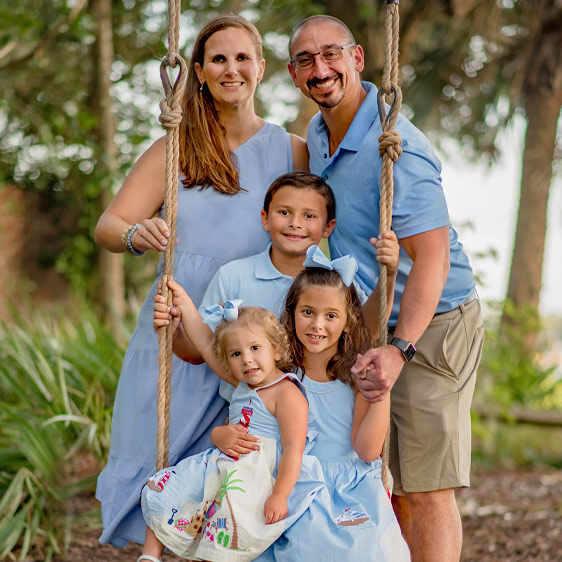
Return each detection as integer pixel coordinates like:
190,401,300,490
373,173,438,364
294,285,349,362
261,186,336,259
288,20,364,109
195,26,265,111
224,326,281,389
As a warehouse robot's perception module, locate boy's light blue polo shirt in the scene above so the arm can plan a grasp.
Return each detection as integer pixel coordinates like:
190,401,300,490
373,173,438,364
199,243,369,318
307,82,475,324
199,243,294,318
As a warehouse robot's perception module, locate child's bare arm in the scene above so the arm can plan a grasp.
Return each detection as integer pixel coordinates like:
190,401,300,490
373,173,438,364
162,279,238,387
153,293,204,364
362,230,400,338
263,381,308,524
350,392,390,462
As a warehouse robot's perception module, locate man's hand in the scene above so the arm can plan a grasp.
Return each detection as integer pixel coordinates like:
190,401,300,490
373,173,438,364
351,346,405,403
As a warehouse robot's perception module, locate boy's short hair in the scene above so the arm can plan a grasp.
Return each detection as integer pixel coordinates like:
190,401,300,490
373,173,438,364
263,171,336,223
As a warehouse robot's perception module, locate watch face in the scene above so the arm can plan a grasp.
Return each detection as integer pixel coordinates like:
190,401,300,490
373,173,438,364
403,343,416,361
391,337,416,361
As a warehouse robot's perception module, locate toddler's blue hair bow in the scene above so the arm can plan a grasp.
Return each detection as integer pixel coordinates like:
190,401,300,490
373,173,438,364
203,299,244,332
303,245,357,287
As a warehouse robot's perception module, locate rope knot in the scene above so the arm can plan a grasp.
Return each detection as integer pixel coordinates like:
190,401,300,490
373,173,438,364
378,129,402,161
158,98,183,129
162,52,182,69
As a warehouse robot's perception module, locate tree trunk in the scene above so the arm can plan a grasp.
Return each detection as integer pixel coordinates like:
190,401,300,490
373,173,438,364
502,90,561,348
90,0,125,340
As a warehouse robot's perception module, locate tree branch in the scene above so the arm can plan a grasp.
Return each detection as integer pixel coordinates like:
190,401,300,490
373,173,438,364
0,0,88,71
475,406,562,427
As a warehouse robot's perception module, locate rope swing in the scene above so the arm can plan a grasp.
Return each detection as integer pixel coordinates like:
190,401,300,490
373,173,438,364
153,3,402,487
156,0,187,472
378,0,403,492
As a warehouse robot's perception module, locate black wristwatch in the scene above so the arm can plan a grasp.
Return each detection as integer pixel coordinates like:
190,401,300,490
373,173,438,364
389,337,416,362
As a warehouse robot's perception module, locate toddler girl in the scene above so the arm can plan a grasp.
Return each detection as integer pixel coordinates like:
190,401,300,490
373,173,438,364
140,300,322,562
260,246,410,561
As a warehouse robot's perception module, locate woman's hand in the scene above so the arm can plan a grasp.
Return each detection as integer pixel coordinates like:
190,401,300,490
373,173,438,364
130,217,170,253
371,230,400,275
210,424,260,459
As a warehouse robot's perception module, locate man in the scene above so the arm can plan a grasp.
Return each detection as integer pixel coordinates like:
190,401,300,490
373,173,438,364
288,15,484,562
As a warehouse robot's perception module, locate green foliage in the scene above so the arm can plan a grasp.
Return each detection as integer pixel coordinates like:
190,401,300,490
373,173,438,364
472,421,562,469
0,0,165,297
0,306,125,560
478,301,561,409
472,301,562,467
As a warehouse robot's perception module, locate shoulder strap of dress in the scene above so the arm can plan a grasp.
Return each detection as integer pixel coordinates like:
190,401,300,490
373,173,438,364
258,372,308,402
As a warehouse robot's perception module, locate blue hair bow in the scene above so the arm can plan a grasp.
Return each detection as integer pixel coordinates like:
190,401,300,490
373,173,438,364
303,245,357,287
202,299,244,332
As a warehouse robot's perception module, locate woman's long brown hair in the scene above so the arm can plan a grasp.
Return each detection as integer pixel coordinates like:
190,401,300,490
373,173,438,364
180,15,263,194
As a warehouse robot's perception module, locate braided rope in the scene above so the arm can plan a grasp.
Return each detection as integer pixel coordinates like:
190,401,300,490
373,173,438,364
378,0,402,493
156,0,187,472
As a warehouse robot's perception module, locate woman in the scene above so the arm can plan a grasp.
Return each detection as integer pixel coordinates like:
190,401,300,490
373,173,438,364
94,14,308,549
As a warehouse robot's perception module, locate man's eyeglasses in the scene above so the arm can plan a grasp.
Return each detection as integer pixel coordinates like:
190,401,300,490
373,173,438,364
290,44,355,70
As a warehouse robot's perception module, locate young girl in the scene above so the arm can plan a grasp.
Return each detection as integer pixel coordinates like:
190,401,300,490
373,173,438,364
259,246,411,562
140,302,322,562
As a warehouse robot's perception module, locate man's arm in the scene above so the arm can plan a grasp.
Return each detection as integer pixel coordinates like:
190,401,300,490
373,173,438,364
394,226,450,343
353,226,450,402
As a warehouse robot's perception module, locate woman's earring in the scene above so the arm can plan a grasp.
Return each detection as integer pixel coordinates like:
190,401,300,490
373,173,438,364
199,82,204,91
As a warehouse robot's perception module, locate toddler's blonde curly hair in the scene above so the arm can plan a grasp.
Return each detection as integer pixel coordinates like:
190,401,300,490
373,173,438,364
213,307,291,374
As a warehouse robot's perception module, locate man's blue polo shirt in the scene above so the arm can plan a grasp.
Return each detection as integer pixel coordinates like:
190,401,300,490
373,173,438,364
307,82,475,324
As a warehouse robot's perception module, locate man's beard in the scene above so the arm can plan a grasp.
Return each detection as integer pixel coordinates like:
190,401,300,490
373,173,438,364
307,76,345,109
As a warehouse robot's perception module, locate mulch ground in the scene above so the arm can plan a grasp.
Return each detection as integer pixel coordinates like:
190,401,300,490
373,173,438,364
42,466,562,561
457,467,562,561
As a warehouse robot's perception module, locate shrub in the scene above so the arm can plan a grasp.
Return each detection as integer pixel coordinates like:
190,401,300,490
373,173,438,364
0,306,125,560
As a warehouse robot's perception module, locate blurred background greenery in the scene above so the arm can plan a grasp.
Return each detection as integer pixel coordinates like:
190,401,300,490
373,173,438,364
1,0,561,559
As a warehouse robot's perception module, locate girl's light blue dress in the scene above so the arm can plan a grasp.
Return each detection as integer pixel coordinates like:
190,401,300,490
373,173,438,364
261,375,411,562
96,123,294,547
141,374,323,561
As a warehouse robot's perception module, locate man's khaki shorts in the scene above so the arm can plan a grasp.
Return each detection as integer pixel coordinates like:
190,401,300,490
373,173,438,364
390,297,484,495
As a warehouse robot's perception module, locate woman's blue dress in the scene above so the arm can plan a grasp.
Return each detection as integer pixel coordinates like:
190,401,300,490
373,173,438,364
96,123,294,547
260,375,411,562
141,374,323,561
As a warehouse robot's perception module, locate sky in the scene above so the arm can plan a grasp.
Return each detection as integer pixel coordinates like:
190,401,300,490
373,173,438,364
436,115,562,319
